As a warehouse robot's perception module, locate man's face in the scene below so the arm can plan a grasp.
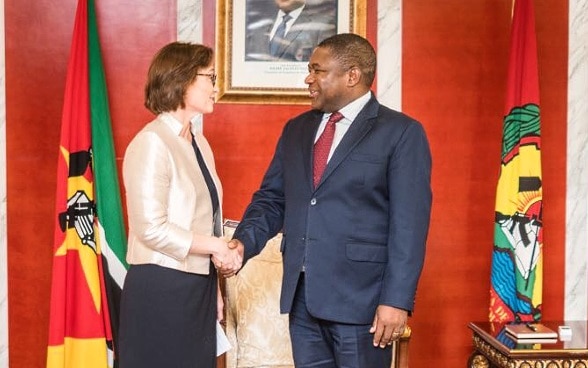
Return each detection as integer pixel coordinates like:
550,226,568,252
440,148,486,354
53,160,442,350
305,47,350,113
274,0,305,13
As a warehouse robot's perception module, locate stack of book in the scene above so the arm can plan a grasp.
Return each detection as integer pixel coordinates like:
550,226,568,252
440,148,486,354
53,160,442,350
504,323,558,344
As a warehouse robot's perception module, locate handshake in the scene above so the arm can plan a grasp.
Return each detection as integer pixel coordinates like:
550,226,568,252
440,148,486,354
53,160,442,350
212,239,245,278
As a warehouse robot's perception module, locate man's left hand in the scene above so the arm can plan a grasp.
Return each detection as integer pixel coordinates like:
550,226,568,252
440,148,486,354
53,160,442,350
369,305,408,348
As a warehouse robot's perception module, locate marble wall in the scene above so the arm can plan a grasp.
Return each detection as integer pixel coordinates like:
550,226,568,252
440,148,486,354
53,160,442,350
177,0,202,43
376,0,402,111
566,0,588,322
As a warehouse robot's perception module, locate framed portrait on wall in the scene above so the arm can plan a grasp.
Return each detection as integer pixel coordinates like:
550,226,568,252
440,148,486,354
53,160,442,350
215,0,367,104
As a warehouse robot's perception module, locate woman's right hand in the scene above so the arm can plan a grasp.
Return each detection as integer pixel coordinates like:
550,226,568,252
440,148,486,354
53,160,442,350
190,235,243,276
211,240,243,277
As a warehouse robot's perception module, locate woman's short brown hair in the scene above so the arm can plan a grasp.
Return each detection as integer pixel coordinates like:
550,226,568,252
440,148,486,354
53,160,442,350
144,42,214,114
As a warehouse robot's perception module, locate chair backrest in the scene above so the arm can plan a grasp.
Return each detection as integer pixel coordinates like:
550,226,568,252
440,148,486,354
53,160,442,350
223,225,410,368
224,227,293,368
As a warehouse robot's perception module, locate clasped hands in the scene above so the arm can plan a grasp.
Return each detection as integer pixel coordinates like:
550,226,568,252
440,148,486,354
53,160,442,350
212,239,244,278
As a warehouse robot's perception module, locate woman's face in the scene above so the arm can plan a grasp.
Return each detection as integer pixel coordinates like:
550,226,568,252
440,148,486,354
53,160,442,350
184,64,217,115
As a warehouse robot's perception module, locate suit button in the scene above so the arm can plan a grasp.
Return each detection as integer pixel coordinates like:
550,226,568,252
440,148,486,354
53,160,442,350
310,198,317,205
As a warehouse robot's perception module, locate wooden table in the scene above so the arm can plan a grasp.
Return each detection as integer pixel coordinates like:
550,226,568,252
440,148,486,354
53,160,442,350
468,321,588,368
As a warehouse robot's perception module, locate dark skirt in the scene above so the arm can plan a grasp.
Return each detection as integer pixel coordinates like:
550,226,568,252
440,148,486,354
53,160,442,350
118,263,217,368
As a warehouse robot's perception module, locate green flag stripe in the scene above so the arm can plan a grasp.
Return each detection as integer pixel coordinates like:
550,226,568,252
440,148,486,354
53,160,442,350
88,0,128,271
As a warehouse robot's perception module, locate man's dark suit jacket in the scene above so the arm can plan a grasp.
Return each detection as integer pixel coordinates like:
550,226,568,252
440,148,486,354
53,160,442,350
233,95,432,325
245,4,336,61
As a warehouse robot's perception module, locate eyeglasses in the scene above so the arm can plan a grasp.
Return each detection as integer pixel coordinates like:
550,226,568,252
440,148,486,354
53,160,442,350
196,73,217,87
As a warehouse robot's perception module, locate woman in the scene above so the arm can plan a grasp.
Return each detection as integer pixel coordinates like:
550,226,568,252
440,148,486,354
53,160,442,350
118,42,239,368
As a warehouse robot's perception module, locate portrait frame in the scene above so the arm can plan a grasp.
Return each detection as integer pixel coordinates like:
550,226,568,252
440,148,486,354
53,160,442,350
215,0,367,104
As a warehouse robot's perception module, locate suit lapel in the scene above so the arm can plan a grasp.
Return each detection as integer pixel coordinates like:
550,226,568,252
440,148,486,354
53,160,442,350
316,98,380,188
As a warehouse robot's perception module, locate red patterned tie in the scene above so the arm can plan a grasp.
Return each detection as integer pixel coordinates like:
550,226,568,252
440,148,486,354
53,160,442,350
313,112,343,187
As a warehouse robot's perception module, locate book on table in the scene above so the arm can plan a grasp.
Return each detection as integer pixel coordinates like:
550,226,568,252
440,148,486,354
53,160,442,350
504,323,558,340
504,335,559,346
512,337,558,344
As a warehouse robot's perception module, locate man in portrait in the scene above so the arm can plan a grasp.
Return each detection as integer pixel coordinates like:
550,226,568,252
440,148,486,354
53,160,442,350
245,0,337,62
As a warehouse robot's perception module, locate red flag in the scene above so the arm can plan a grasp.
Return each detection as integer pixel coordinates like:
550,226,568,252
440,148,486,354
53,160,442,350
489,0,543,323
47,0,124,366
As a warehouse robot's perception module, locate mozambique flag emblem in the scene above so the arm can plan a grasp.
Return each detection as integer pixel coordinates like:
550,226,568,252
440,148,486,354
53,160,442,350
489,0,543,323
47,0,128,366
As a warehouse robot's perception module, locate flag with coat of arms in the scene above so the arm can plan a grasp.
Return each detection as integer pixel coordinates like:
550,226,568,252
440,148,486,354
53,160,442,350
489,0,543,323
47,0,128,366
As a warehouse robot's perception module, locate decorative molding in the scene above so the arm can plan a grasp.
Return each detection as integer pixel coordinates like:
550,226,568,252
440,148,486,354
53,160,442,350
471,334,588,368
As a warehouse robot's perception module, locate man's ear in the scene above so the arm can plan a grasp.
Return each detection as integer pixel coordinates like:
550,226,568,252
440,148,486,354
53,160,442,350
347,66,361,87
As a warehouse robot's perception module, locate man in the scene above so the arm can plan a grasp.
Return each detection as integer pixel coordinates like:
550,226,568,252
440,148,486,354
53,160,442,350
225,33,432,367
245,0,336,61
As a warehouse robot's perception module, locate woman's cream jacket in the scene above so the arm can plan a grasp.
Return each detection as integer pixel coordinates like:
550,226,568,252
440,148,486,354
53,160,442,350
122,114,222,275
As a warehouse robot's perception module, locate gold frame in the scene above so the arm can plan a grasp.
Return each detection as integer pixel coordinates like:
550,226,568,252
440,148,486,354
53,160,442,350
215,0,367,104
